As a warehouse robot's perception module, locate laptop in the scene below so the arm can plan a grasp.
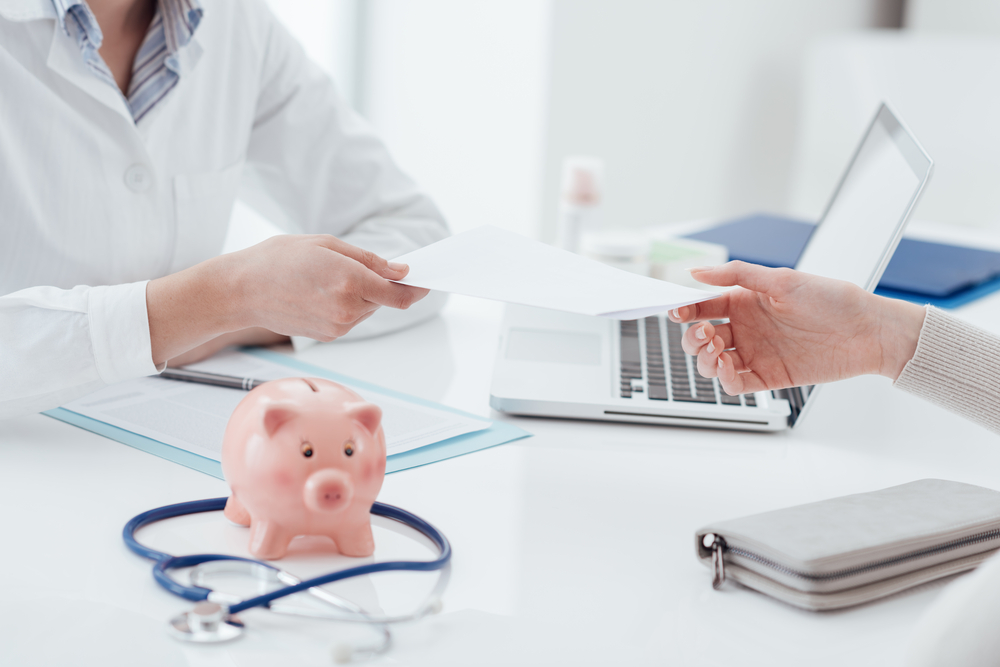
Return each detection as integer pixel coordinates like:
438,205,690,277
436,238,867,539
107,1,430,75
489,103,933,431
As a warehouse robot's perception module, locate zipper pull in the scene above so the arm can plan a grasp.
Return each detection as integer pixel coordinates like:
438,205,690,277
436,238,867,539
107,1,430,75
702,533,727,590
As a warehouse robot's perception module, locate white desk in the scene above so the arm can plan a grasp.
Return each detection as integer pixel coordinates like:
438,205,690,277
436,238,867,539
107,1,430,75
4,281,1000,666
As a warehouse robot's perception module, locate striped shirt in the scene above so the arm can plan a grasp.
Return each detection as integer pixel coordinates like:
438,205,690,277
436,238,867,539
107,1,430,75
51,0,204,123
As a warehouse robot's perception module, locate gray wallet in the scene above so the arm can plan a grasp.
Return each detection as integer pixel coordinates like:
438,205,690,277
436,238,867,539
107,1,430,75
695,479,1000,611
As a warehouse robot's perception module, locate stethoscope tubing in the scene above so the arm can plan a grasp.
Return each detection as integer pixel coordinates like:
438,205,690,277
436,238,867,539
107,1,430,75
123,497,452,615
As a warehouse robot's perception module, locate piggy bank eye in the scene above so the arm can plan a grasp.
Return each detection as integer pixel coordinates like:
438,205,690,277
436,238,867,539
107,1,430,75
344,440,355,457
301,443,314,458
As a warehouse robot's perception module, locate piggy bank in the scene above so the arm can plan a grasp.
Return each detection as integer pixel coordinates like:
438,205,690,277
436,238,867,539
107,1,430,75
221,377,387,560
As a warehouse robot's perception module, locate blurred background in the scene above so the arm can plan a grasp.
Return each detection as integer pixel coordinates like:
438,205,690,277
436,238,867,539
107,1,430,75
247,0,1000,243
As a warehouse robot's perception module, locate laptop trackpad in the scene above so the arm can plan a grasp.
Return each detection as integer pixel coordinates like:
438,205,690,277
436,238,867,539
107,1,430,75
506,328,602,365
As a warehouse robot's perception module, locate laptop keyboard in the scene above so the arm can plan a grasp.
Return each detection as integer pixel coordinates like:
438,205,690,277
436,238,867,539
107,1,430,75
619,316,756,407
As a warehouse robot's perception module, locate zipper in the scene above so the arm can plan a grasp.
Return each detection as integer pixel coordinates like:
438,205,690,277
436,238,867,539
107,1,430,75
703,527,1000,589
704,534,726,589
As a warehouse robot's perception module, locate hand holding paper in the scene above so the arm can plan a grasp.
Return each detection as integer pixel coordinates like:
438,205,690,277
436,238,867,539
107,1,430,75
392,226,718,319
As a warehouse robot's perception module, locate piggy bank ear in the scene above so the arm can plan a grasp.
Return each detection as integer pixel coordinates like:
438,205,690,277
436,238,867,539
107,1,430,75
262,402,298,438
345,402,382,435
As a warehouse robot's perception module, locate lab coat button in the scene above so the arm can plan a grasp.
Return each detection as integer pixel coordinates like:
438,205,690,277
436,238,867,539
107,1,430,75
124,164,152,193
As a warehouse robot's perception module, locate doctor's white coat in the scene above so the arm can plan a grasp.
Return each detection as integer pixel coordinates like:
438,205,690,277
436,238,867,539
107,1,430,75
0,0,449,419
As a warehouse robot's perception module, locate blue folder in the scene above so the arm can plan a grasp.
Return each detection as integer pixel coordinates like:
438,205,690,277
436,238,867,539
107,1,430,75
44,348,531,480
685,214,1000,309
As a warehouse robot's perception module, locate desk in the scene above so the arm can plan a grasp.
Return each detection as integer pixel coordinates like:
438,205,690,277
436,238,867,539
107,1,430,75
4,280,1000,666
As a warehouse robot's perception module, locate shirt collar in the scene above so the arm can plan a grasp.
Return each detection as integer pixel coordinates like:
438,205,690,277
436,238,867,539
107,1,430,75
47,0,204,53
159,0,203,53
50,0,101,45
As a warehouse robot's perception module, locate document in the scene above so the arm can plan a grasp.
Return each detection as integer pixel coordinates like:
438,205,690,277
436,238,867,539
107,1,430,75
62,350,492,461
393,225,718,320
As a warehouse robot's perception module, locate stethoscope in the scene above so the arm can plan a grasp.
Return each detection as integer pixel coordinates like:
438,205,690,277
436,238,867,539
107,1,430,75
124,497,452,663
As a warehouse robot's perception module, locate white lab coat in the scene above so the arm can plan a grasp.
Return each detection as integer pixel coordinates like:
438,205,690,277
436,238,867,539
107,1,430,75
0,0,449,419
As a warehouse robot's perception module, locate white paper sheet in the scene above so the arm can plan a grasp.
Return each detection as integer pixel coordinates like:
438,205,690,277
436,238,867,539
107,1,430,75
392,226,718,319
63,350,491,460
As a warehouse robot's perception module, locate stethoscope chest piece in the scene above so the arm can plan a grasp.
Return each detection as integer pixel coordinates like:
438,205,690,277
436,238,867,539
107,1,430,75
168,602,244,643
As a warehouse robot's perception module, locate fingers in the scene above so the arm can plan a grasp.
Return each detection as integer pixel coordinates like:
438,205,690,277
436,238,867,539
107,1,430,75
669,302,719,324
717,352,767,396
695,334,748,378
668,261,799,324
309,307,380,343
321,278,427,335
668,296,732,324
678,319,753,391
681,320,713,355
361,280,430,311
344,308,378,332
315,235,410,280
689,261,795,293
696,335,724,378
311,235,428,310
691,334,790,398
681,321,733,355
679,319,744,382
322,282,425,334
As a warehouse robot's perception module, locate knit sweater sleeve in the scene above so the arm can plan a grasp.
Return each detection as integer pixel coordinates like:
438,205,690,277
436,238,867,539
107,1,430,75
894,306,1000,435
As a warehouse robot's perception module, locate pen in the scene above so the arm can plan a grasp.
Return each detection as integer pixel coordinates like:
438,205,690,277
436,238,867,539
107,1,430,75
159,368,266,391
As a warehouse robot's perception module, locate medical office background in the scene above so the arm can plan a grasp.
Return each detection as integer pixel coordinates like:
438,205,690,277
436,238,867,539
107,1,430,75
237,0,1000,254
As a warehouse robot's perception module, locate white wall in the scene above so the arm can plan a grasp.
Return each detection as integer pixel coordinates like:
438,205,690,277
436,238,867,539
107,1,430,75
540,0,904,240
787,34,1000,228
906,0,1000,35
249,1,930,246
359,0,552,239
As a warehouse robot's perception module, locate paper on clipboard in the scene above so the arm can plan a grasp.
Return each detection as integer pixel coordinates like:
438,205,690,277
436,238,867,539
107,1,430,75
392,226,718,319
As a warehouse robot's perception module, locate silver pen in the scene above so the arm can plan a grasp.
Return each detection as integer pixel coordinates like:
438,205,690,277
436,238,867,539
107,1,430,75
159,367,266,391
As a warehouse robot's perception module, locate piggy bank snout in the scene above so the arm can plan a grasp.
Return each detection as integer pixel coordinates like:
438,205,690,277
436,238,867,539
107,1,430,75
303,469,354,513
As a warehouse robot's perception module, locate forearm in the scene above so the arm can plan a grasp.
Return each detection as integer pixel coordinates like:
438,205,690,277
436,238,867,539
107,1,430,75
894,307,1000,435
147,254,245,366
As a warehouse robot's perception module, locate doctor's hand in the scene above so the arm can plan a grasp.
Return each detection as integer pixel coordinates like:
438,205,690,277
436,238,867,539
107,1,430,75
222,234,429,340
668,262,926,396
147,235,429,367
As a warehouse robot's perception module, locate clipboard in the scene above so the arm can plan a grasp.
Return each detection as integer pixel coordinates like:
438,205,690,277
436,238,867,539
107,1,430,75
44,348,531,479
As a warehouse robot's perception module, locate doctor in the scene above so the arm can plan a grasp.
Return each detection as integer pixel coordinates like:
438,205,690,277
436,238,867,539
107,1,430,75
0,0,448,419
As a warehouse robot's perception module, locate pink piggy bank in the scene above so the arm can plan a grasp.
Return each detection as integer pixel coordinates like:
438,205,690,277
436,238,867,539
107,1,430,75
221,377,387,560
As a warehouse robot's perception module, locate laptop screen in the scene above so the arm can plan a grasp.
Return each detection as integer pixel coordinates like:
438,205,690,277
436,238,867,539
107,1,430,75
795,104,933,291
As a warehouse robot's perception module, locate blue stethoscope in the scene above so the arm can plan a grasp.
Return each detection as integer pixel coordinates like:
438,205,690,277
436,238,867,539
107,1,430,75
124,497,452,662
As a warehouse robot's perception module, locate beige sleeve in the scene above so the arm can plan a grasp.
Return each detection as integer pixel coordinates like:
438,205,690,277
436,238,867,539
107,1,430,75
894,306,1000,435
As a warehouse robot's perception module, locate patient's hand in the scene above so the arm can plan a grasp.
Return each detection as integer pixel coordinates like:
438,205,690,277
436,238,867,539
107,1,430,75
669,262,926,396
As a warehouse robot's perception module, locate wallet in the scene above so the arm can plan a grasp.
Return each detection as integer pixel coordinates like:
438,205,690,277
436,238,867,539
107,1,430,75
695,479,1000,611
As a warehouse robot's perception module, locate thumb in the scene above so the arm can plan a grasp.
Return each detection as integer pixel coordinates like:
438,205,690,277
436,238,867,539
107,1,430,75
689,261,793,296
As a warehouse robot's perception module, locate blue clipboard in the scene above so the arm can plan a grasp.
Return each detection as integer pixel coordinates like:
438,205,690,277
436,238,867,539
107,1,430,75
44,348,531,480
